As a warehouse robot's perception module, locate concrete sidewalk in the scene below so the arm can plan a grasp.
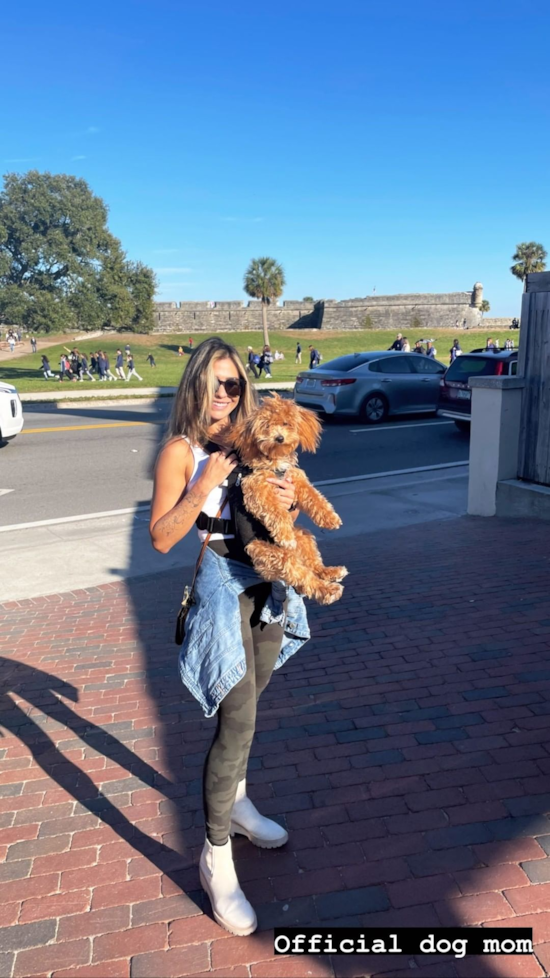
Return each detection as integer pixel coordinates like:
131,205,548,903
2,515,550,977
0,466,468,601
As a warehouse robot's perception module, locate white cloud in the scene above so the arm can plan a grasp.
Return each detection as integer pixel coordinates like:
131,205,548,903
155,266,193,274
71,155,86,161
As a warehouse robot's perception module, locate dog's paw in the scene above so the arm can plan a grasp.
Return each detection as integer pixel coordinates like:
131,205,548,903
318,582,344,605
328,565,348,582
318,511,342,530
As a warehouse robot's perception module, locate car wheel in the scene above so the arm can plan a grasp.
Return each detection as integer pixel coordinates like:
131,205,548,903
361,393,388,424
454,420,470,433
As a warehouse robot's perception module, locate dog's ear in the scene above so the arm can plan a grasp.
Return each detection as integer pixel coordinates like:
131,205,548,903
297,405,321,453
230,416,249,452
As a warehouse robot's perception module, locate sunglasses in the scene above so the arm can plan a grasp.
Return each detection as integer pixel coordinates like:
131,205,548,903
214,376,246,398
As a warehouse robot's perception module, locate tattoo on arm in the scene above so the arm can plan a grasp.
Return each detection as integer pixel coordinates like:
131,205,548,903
158,484,206,538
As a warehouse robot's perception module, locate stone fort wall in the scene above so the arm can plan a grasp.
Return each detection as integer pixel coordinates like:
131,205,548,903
153,284,485,333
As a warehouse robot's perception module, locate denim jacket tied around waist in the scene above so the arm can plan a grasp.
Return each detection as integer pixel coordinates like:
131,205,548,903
178,546,310,718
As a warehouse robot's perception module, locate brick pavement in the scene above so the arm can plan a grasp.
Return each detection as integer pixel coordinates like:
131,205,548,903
1,515,550,978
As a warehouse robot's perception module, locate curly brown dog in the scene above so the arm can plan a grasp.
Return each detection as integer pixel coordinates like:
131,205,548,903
230,394,348,605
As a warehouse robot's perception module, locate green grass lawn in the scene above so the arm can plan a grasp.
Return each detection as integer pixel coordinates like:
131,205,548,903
0,329,519,394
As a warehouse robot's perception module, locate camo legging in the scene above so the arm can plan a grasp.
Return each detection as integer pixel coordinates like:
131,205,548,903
203,563,284,846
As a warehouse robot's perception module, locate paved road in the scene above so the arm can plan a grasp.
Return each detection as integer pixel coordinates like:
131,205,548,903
0,401,469,526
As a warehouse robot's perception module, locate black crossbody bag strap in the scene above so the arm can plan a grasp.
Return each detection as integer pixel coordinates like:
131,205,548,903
189,501,224,594
174,501,224,646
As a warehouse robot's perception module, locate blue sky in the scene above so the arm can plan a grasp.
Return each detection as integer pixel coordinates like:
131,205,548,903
3,0,549,315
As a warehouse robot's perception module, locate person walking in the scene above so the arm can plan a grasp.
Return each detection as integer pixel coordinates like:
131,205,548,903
259,345,273,379
413,340,426,355
388,333,404,351
308,345,321,369
189,337,193,349
450,339,462,363
126,354,143,381
426,341,436,359
8,332,15,353
246,347,259,378
97,351,107,381
401,337,410,352
79,352,95,381
101,351,117,381
485,337,496,351
115,349,126,380
40,355,55,379
146,353,157,368
149,337,307,937
62,354,77,381
178,346,184,356
30,335,37,354
124,343,132,357
505,337,514,351
295,341,302,364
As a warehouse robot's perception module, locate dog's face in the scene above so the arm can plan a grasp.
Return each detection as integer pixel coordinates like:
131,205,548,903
232,394,321,462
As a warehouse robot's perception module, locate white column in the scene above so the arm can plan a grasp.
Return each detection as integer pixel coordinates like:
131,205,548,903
467,376,525,517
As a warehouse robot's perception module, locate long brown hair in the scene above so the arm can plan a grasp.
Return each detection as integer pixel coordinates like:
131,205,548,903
166,337,257,446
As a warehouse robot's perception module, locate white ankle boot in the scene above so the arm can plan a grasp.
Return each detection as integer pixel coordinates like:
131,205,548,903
230,779,289,849
199,837,257,936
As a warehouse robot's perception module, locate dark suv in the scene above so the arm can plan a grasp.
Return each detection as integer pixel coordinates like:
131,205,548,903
438,350,519,431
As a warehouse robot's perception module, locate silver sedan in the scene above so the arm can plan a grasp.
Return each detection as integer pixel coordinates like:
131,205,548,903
294,351,447,423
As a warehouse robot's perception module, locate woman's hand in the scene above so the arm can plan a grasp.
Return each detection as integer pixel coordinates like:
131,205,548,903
198,450,239,494
266,476,297,512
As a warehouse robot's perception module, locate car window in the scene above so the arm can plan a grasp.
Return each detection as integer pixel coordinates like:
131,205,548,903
411,357,445,374
370,356,413,374
316,354,371,371
510,360,518,376
445,356,506,382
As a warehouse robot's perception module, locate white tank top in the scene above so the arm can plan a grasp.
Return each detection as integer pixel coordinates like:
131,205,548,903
183,438,234,541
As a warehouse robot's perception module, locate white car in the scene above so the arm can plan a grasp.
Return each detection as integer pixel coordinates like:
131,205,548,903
0,382,24,443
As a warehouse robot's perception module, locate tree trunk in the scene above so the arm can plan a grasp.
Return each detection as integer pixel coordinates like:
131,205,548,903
262,300,269,348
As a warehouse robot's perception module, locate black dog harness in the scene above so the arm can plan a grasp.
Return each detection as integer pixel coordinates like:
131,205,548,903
194,441,276,547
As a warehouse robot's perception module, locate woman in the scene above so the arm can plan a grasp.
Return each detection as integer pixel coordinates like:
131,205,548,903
150,338,309,936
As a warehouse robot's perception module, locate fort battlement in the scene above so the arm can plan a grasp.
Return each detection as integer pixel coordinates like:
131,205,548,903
153,285,484,333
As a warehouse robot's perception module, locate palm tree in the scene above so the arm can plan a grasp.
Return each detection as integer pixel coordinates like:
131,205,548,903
510,242,547,290
243,257,286,347
480,299,490,316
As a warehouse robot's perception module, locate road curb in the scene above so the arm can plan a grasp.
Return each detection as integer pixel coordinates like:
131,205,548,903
0,461,469,533
19,381,295,404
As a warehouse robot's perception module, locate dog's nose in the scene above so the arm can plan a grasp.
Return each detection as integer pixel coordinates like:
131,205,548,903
274,435,284,443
